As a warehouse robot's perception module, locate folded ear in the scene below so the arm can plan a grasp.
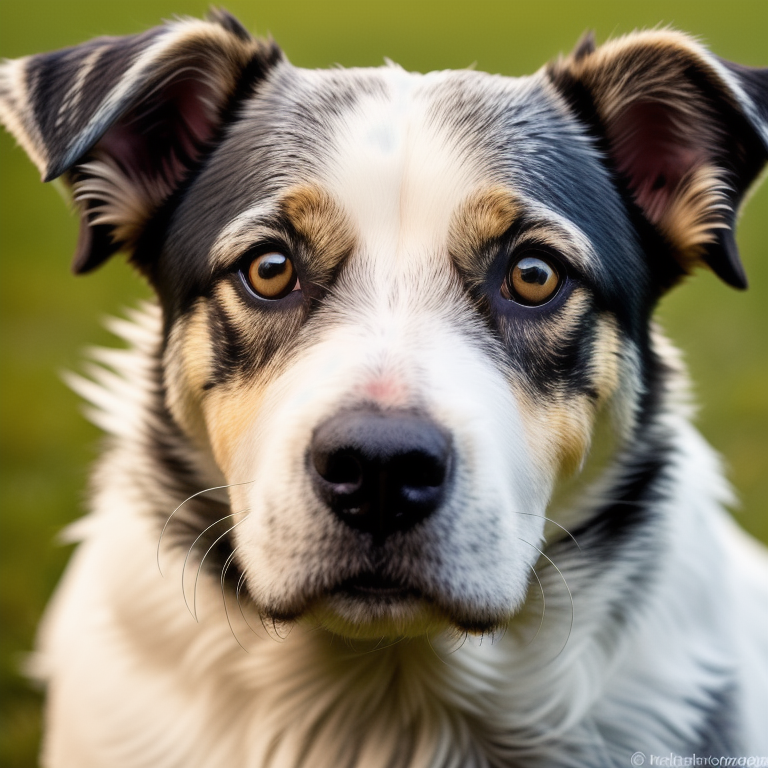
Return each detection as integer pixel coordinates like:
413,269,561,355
548,30,768,289
0,10,281,274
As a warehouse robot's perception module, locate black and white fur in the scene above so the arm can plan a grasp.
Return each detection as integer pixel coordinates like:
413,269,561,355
2,11,767,767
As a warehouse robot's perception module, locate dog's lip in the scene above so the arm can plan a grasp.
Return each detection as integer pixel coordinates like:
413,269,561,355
334,573,420,599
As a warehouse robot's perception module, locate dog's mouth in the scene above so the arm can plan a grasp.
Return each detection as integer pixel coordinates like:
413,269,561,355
333,573,422,601
262,569,506,638
315,579,444,638
260,570,448,638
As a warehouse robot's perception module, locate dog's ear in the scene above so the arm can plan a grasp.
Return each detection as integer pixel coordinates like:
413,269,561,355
548,31,768,289
0,10,281,274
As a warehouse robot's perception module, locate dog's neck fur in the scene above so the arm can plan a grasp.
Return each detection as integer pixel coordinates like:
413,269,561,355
51,302,739,767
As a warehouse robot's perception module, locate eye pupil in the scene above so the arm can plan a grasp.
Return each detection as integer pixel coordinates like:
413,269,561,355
245,251,298,299
257,253,289,280
503,253,561,306
518,263,549,286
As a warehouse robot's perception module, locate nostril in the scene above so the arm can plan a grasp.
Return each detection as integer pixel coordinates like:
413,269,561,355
394,451,448,489
315,451,363,491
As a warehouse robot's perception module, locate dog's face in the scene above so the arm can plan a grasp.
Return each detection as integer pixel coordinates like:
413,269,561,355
163,64,635,636
2,12,766,638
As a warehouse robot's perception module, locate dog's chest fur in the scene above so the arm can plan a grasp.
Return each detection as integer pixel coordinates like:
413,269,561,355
1,11,768,768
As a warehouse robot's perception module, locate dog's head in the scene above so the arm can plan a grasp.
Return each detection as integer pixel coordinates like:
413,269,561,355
2,12,766,638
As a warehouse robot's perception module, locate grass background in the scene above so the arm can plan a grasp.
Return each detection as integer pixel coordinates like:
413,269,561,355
0,1,766,764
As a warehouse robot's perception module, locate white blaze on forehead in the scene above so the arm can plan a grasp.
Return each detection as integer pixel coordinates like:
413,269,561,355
324,67,483,261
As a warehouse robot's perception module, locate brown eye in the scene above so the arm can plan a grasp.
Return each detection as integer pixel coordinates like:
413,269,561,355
502,253,561,306
246,252,299,299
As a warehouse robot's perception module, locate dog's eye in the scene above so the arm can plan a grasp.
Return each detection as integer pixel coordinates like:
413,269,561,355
502,252,561,306
245,252,299,299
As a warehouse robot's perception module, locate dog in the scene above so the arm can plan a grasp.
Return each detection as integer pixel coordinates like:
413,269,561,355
2,10,767,767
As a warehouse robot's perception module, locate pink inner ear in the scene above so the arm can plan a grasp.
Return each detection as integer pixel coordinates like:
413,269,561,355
97,75,218,197
610,102,706,224
169,78,218,158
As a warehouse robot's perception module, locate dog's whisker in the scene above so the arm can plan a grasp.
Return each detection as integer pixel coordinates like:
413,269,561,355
442,630,469,656
522,563,546,649
220,547,249,653
266,617,293,642
256,609,272,638
425,632,454,667
236,571,263,638
276,619,291,641
256,612,280,642
518,539,574,660
192,516,250,622
515,512,582,551
157,480,255,576
181,511,242,617
352,635,407,656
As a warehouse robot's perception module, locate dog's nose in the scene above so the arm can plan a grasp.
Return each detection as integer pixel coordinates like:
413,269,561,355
310,409,452,538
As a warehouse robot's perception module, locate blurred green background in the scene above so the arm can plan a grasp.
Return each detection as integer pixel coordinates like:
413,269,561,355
0,1,766,764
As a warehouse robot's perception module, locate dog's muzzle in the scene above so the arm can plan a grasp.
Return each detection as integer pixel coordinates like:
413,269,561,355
309,409,453,540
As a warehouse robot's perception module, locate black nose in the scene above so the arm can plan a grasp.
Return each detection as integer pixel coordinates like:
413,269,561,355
309,409,452,539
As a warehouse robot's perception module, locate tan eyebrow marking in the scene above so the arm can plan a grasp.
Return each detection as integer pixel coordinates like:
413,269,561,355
448,184,520,275
450,185,600,283
281,182,356,276
209,201,279,270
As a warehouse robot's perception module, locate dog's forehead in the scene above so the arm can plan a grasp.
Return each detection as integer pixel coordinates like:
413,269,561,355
238,62,615,229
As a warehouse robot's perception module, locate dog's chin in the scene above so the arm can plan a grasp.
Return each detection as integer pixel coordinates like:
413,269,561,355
268,577,509,639
309,591,450,639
